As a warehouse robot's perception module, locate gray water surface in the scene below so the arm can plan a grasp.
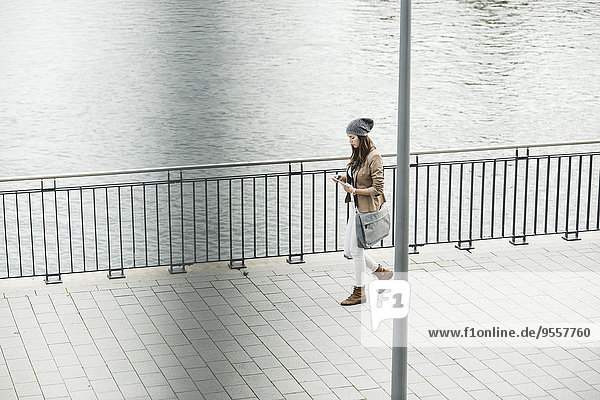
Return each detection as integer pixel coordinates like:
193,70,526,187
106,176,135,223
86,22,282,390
1,0,599,177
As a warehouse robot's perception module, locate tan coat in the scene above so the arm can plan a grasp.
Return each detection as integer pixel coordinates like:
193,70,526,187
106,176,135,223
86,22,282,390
340,149,386,213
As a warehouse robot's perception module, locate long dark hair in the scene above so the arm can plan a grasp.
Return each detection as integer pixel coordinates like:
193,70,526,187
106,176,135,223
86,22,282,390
349,136,376,170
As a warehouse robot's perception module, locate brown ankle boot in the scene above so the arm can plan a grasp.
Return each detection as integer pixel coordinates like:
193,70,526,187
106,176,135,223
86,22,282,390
341,286,366,306
374,265,393,280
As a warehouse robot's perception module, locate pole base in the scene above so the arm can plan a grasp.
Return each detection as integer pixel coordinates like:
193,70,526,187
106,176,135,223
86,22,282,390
286,255,305,264
408,245,419,255
562,232,581,241
107,270,126,279
228,260,247,269
509,236,529,246
455,241,474,251
169,265,187,274
45,275,62,284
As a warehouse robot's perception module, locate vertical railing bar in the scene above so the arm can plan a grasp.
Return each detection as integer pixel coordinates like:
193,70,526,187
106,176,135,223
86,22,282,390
253,177,257,259
180,171,184,266
425,165,430,244
66,190,73,273
413,156,419,247
501,160,507,237
241,177,245,261
105,187,111,271
228,178,233,262
193,181,197,262
54,180,61,277
156,183,161,264
534,158,540,235
2,194,9,277
392,167,396,244
457,163,463,244
544,156,551,234
205,179,210,261
168,172,174,267
216,181,222,260
131,185,136,267
479,162,486,239
436,163,441,243
565,156,572,234
312,173,315,253
277,176,280,256
28,193,35,274
300,163,304,256
143,183,148,266
522,149,530,237
447,164,453,242
15,192,23,277
288,164,292,257
597,157,600,229
468,162,475,243
118,187,124,270
264,175,268,257
491,160,496,238
323,170,327,251
555,157,562,233
335,170,339,250
511,150,519,240
587,155,593,230
575,155,583,233
93,188,99,270
79,188,86,271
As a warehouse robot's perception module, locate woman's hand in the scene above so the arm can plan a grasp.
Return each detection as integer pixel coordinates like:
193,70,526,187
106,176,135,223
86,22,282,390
342,184,355,194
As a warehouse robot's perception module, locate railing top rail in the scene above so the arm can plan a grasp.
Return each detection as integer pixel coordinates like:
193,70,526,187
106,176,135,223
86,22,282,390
2,139,600,183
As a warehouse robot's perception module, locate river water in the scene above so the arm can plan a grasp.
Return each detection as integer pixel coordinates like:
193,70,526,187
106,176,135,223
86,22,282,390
1,0,599,177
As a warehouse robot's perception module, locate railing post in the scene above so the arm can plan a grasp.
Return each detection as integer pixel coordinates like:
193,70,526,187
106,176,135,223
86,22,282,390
455,162,473,251
107,185,125,279
228,175,247,270
287,162,304,264
171,170,188,273
45,179,62,284
563,155,582,242
510,148,528,246
409,156,419,254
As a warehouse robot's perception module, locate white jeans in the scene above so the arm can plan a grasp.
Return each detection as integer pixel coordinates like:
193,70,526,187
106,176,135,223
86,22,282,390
344,206,379,287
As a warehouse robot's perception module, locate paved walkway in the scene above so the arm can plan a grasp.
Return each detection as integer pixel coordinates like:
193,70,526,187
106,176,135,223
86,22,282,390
1,234,600,399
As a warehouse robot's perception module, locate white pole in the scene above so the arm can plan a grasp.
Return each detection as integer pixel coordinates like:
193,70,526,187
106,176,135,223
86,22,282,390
391,0,410,398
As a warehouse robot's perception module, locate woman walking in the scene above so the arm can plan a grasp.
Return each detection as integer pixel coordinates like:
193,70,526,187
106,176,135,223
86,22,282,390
333,117,392,306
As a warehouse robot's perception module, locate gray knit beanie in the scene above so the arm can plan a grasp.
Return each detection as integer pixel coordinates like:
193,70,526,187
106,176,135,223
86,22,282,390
346,118,374,137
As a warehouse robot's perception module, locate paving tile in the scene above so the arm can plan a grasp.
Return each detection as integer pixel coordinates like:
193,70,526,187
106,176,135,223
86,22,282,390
560,376,594,392
272,379,304,395
68,389,98,400
168,377,197,393
41,383,69,399
485,379,530,397
138,372,169,388
546,387,583,399
437,387,476,399
145,385,176,400
194,378,224,394
215,371,246,387
63,377,92,393
332,385,367,400
89,378,120,393
250,385,284,399
118,383,149,398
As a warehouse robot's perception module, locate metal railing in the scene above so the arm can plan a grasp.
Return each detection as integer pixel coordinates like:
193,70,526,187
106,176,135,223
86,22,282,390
1,140,600,281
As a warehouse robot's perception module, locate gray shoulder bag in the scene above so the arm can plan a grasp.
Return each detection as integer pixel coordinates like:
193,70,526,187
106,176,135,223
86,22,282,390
354,203,391,248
